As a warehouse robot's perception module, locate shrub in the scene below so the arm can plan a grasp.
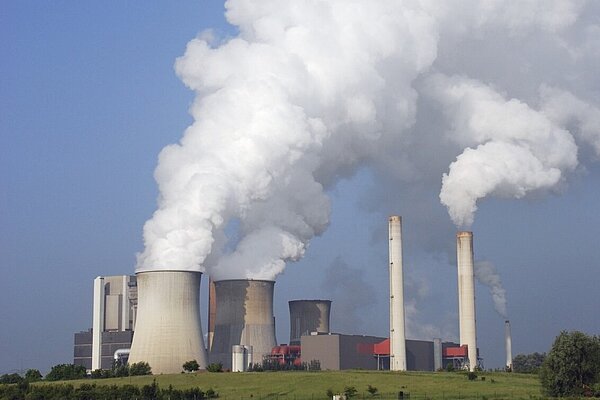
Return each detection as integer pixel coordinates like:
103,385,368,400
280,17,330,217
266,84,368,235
344,386,358,398
367,385,378,396
45,363,87,381
183,359,201,372
467,371,477,381
206,362,223,373
129,361,152,376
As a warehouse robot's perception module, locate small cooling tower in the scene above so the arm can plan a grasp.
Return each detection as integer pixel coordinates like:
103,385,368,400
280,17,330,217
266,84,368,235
457,231,478,371
128,270,208,374
209,279,276,369
288,300,331,344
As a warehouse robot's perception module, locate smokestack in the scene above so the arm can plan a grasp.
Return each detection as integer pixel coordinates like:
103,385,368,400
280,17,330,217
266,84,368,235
457,231,478,371
210,279,277,369
207,278,216,351
389,216,407,371
91,277,105,371
288,300,332,344
128,270,208,374
505,320,513,370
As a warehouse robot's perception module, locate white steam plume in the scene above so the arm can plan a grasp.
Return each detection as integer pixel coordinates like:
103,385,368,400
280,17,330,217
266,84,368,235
474,260,508,318
428,74,578,227
136,0,599,279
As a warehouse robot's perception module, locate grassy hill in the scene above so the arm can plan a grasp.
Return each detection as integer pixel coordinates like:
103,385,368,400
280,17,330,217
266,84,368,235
44,370,542,400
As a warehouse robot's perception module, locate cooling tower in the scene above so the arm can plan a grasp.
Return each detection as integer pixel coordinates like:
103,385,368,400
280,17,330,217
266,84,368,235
128,270,208,374
457,231,478,371
389,216,407,371
288,300,331,344
210,279,276,369
505,320,513,370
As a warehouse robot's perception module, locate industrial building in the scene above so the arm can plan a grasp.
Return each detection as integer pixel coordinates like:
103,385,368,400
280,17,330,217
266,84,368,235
72,217,496,374
73,275,137,370
300,333,462,371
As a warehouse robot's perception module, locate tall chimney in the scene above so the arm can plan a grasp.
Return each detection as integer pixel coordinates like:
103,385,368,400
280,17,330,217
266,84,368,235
457,231,477,371
210,279,277,370
505,320,513,370
389,216,407,371
128,270,208,374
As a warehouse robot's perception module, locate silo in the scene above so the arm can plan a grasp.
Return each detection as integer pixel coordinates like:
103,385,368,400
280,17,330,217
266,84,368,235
389,216,407,371
210,280,276,369
288,300,331,344
128,270,208,374
457,231,478,371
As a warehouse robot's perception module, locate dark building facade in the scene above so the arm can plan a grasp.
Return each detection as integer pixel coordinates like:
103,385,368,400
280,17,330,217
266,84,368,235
74,330,133,370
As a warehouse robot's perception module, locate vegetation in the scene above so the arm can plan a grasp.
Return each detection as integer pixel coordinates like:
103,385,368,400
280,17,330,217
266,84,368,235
367,384,378,396
183,360,201,372
45,363,87,381
512,352,546,373
129,361,152,376
19,370,541,399
206,362,223,372
24,369,42,382
539,330,600,397
0,379,218,400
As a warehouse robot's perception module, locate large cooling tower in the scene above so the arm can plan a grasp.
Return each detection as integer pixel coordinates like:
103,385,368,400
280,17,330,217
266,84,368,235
457,231,478,371
128,270,208,374
389,216,407,371
288,300,331,344
210,279,276,369
505,320,513,370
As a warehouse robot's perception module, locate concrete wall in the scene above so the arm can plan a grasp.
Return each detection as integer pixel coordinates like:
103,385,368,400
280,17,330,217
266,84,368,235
301,334,340,370
75,330,134,370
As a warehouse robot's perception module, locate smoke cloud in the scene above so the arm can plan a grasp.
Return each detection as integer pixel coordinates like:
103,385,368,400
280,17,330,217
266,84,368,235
474,260,508,318
136,0,599,279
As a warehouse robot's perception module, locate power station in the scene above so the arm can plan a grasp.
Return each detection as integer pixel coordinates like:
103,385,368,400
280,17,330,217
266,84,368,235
74,218,508,373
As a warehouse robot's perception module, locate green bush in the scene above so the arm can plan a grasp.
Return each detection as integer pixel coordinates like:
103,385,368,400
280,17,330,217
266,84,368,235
206,363,223,373
128,361,152,376
183,359,201,372
45,364,87,381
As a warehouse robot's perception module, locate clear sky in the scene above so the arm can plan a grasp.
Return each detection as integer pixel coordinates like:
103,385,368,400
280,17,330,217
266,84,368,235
1,1,599,374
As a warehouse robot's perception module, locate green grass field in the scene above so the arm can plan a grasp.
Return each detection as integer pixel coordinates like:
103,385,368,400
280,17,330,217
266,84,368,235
45,371,542,400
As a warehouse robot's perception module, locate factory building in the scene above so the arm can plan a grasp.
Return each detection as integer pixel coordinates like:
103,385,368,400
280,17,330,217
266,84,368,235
300,333,461,371
73,275,137,370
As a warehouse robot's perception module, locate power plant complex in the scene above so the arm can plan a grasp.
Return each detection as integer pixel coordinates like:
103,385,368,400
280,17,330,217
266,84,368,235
74,217,507,373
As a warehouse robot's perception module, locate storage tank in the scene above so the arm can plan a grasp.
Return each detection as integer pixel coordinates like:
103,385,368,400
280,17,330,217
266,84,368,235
209,279,276,369
288,300,331,344
457,231,478,371
128,270,208,374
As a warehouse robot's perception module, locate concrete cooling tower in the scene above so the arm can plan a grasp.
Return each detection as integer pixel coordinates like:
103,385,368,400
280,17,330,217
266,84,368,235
288,300,331,344
210,279,277,369
128,270,208,374
457,231,478,371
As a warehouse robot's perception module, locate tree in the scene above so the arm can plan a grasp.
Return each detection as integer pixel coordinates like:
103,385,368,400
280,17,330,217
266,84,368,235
45,363,87,381
183,359,201,372
25,369,42,382
0,373,23,384
206,363,223,373
512,352,546,373
128,361,152,376
539,331,600,397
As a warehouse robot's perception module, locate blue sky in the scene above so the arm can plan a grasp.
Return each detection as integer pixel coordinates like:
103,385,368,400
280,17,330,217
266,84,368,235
1,1,599,374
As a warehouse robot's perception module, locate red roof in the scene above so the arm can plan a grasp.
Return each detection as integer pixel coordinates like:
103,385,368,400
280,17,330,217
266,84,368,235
373,339,390,355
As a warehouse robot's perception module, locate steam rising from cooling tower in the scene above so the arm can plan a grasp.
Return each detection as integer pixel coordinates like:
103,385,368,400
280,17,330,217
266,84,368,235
210,280,276,370
128,271,208,374
135,1,599,279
